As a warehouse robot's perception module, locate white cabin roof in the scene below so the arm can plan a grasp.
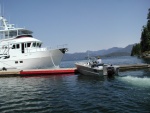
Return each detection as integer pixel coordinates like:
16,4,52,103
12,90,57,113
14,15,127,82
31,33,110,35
14,37,41,43
0,16,33,39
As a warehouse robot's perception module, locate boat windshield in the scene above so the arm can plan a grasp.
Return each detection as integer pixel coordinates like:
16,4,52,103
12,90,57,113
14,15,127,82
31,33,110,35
89,57,96,61
0,29,33,39
32,42,42,48
18,29,32,36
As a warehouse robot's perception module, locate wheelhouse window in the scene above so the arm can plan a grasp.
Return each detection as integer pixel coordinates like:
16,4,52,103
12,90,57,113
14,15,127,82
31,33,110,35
12,45,15,49
33,42,36,47
31,42,42,48
4,30,18,38
16,44,20,49
12,44,20,49
37,43,39,47
27,43,31,47
18,30,32,35
9,31,17,37
4,31,11,38
39,43,41,47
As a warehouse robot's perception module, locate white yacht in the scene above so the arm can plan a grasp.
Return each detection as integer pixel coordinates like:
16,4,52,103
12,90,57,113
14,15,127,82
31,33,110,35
0,16,68,70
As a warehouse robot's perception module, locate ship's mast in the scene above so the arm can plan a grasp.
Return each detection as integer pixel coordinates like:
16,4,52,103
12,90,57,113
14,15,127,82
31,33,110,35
0,16,15,30
0,4,14,30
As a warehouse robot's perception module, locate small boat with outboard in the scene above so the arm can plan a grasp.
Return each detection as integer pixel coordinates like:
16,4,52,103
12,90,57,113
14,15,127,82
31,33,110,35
75,57,119,76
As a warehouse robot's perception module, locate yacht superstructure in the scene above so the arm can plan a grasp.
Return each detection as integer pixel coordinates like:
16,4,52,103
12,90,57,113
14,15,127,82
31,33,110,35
0,16,67,69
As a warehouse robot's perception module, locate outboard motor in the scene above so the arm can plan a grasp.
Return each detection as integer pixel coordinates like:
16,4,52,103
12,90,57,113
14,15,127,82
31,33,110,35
103,64,119,76
107,66,115,76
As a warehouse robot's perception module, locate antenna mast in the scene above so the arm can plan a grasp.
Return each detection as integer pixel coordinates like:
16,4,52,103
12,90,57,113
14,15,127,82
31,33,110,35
0,4,1,17
2,3,4,16
0,3,4,16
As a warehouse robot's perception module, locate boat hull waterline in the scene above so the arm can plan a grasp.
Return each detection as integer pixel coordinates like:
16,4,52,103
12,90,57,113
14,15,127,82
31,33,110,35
0,48,67,69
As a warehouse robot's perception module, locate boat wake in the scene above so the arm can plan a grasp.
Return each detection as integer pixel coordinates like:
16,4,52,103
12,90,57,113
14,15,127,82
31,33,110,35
118,76,150,88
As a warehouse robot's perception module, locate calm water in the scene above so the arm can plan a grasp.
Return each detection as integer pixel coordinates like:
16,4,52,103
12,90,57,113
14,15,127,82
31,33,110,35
0,56,150,113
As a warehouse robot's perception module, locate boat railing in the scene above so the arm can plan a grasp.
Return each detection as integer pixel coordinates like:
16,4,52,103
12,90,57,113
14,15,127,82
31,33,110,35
46,44,68,50
45,44,68,50
23,44,68,53
0,44,68,54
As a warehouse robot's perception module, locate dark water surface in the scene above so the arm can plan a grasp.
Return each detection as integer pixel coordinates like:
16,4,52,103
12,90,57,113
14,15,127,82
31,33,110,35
0,56,150,113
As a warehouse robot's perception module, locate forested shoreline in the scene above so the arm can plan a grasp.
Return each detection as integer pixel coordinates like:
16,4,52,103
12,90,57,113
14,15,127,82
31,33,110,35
131,8,150,58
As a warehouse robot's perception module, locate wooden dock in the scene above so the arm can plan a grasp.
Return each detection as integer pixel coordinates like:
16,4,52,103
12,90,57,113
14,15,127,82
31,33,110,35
20,68,77,75
0,68,77,77
0,64,150,77
119,64,150,71
0,69,21,77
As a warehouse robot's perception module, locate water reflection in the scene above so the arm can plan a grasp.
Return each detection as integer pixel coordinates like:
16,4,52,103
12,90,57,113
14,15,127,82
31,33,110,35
78,73,115,80
142,57,150,64
1,56,150,113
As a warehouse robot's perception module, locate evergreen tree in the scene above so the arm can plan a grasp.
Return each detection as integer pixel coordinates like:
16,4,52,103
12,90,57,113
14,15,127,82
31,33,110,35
131,43,141,56
147,8,150,31
140,8,150,53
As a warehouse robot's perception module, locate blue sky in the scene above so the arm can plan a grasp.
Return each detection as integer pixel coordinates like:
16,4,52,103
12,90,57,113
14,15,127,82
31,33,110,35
0,0,150,53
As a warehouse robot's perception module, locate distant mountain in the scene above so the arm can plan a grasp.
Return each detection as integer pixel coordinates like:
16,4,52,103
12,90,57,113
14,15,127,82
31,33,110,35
88,47,122,56
62,44,135,61
103,52,130,57
117,44,134,53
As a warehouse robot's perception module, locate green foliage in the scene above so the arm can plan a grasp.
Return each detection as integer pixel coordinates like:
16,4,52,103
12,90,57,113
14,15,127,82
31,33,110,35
140,8,150,53
131,43,141,56
147,8,150,20
132,8,150,56
147,8,150,31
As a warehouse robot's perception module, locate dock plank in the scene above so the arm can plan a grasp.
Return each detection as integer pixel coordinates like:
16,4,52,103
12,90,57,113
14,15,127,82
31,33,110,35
119,64,150,71
0,70,20,77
